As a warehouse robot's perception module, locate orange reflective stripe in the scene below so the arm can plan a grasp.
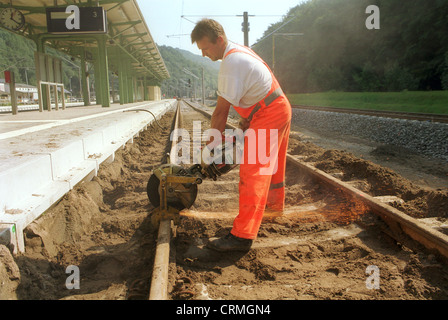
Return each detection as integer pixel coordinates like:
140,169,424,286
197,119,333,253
269,181,285,190
224,46,283,120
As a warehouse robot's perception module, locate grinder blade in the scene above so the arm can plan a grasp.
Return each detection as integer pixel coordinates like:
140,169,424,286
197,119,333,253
147,170,198,210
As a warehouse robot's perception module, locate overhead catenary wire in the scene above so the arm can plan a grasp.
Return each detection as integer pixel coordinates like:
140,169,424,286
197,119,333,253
251,15,299,48
180,13,286,47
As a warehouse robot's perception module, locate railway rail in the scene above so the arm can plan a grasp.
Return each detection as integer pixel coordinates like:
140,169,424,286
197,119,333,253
291,105,448,123
146,100,448,300
149,101,182,300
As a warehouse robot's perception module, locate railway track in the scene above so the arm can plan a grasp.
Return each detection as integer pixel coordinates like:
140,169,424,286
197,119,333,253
146,100,448,300
149,101,183,300
6,100,446,300
292,105,448,123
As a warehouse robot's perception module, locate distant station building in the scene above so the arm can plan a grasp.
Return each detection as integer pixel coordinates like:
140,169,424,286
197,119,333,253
0,79,39,104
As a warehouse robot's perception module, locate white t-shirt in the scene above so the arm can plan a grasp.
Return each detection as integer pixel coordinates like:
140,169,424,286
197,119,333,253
218,42,272,108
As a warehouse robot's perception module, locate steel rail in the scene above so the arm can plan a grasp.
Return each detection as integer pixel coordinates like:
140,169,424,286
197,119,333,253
286,155,448,260
148,101,182,300
291,105,448,123
184,100,448,261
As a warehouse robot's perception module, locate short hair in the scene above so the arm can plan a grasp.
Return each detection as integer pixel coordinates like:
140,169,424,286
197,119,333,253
191,18,227,44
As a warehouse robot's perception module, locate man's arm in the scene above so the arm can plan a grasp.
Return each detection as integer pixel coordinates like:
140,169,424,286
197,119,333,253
207,95,231,146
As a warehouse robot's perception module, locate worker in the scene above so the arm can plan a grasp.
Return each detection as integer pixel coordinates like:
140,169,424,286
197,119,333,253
191,19,292,252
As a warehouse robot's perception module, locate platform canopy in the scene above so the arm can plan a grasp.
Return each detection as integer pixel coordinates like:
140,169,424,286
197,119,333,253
0,0,169,84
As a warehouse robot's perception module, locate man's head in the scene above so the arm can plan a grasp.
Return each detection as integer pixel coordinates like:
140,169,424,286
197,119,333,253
191,19,228,61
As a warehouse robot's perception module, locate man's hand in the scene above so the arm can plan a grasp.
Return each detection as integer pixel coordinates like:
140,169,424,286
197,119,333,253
208,96,231,147
238,117,250,131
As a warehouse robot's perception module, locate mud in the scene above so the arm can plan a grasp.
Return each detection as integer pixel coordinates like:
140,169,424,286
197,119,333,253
1,104,448,300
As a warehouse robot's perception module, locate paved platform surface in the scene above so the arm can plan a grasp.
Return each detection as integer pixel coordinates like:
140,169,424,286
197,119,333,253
0,100,175,253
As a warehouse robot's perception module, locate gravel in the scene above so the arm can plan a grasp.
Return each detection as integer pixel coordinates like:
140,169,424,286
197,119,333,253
291,109,448,161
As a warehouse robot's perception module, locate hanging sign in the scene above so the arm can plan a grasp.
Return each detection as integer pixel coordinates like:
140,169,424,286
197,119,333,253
46,6,107,34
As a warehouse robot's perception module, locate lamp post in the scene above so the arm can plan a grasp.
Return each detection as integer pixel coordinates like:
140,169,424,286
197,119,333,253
182,67,202,103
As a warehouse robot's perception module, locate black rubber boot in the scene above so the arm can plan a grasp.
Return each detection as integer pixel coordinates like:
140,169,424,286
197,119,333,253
207,232,253,252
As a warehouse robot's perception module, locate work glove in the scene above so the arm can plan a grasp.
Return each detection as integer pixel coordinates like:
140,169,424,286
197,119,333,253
238,117,250,132
200,143,220,181
205,164,219,181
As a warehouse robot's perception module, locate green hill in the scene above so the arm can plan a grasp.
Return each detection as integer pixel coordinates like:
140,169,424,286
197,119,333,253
158,45,219,99
253,0,448,93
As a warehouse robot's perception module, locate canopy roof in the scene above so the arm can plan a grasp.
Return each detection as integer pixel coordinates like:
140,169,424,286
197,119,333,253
0,0,169,82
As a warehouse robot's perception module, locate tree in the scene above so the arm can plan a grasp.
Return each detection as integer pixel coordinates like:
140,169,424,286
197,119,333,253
253,0,448,92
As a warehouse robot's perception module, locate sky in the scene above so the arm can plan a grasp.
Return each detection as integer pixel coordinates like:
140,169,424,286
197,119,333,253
136,0,307,56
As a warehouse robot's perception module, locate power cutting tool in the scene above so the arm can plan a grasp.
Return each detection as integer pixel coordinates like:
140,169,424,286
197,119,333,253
146,137,240,226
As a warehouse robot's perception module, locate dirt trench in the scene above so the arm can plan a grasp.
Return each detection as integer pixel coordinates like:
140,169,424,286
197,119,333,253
0,111,175,300
1,106,448,300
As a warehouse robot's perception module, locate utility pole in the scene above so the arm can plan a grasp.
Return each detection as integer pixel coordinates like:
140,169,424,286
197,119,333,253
238,11,254,46
242,11,249,46
183,12,268,46
4,71,17,115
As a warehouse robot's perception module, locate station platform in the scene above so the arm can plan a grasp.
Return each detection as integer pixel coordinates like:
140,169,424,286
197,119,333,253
0,100,176,253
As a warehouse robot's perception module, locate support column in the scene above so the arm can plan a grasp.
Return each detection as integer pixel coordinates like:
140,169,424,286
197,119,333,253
128,62,134,103
80,48,91,106
96,35,110,107
7,71,18,115
125,60,131,103
143,76,149,101
34,36,49,110
93,52,102,106
137,78,143,101
118,49,127,105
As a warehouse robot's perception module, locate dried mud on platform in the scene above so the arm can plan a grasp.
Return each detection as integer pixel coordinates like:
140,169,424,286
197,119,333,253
1,109,448,300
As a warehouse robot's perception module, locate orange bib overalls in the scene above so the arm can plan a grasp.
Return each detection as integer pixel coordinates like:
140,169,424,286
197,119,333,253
224,46,292,240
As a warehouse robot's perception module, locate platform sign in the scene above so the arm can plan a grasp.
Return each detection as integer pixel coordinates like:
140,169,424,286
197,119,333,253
46,6,107,34
4,70,11,83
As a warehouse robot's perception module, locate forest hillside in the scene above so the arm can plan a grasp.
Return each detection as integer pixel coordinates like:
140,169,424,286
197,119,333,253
253,0,448,93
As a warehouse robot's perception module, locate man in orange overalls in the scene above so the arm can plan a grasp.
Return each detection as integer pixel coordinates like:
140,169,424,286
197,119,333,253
191,19,291,252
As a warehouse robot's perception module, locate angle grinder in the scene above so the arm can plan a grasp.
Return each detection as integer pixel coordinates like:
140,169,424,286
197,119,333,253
147,136,241,211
